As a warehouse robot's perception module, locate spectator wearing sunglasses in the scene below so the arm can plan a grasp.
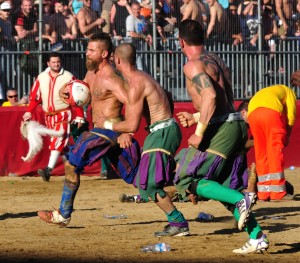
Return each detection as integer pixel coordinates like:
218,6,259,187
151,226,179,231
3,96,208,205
2,89,28,106
0,2,12,38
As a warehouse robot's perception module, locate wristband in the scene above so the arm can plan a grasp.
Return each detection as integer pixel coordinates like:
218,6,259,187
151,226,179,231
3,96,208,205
104,120,113,130
195,122,207,136
74,117,85,124
193,112,201,123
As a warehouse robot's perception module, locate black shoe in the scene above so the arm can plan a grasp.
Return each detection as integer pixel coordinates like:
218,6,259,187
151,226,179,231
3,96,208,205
38,167,52,182
154,225,190,237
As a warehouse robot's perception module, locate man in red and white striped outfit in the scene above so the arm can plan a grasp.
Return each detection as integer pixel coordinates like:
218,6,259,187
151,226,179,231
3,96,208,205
23,52,84,181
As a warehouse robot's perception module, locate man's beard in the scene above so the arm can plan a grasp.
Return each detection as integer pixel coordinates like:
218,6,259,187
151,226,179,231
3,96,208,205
86,58,100,71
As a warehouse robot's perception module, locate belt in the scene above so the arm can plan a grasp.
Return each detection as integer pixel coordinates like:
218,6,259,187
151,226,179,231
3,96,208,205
45,107,70,116
149,118,176,133
209,112,243,124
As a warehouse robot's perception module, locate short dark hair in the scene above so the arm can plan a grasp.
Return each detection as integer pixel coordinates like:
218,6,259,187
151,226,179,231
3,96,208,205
237,100,249,112
47,52,61,62
89,32,113,57
179,19,204,46
56,0,69,6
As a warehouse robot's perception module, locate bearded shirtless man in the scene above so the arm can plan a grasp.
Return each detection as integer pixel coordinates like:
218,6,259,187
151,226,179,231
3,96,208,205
37,33,140,226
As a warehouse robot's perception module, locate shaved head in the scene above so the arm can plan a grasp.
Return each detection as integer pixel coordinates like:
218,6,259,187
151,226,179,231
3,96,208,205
115,43,136,65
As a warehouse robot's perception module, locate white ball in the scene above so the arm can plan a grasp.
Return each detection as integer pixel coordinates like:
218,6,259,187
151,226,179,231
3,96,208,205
65,80,91,107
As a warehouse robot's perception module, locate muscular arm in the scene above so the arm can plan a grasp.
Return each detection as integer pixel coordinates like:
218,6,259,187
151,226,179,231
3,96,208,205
183,61,216,148
111,85,144,133
126,4,133,15
206,6,217,38
103,76,128,105
189,72,216,125
275,0,288,31
71,17,78,39
243,2,254,16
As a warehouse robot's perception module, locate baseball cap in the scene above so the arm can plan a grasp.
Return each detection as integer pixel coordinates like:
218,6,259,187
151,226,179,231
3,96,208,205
0,2,11,10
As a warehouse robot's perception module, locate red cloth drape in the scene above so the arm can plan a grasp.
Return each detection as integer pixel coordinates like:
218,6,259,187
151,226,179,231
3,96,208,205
1,102,299,176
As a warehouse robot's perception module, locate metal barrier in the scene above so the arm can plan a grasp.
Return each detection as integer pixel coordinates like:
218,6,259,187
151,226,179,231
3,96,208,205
1,37,300,101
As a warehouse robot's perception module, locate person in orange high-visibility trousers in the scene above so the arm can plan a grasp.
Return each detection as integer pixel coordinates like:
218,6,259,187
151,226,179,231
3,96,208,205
239,85,296,201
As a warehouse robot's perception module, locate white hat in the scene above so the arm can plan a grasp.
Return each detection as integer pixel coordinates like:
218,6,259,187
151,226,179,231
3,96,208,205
0,2,12,10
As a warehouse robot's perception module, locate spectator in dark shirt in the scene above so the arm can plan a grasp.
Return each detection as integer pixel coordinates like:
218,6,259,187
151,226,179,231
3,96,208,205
110,0,132,40
292,0,300,37
12,0,38,77
0,1,18,89
226,3,243,45
12,0,37,40
157,0,177,36
0,1,18,43
50,0,78,43
34,0,56,45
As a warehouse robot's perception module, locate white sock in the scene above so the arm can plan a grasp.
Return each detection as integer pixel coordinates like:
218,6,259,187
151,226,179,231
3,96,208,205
47,150,61,169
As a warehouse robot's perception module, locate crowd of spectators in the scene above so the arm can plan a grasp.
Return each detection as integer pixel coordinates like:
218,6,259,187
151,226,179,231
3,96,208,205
0,0,298,49
0,0,300,97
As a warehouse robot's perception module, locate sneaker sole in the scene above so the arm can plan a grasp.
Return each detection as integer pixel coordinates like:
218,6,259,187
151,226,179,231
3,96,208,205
233,247,269,254
37,211,70,227
155,231,190,237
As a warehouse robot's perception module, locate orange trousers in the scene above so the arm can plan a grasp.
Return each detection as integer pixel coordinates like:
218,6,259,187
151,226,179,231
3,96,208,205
248,108,287,200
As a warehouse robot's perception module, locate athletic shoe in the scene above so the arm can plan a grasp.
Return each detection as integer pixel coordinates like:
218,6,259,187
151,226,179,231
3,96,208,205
119,193,137,202
286,181,294,195
99,170,108,180
236,192,257,230
232,234,269,254
119,193,146,203
37,210,71,227
37,167,52,182
154,225,190,237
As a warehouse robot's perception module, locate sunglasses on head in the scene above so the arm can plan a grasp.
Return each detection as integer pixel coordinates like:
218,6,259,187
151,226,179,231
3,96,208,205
8,95,18,98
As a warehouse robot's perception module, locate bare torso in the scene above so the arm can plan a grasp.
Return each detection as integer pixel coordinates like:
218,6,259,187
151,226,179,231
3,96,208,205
78,6,100,38
181,0,203,25
84,65,124,126
127,70,172,126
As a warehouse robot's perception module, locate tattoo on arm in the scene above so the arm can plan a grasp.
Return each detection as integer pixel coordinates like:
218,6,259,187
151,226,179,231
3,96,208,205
191,73,212,95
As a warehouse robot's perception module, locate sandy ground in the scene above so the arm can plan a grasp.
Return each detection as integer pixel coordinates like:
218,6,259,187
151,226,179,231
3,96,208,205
0,169,299,263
